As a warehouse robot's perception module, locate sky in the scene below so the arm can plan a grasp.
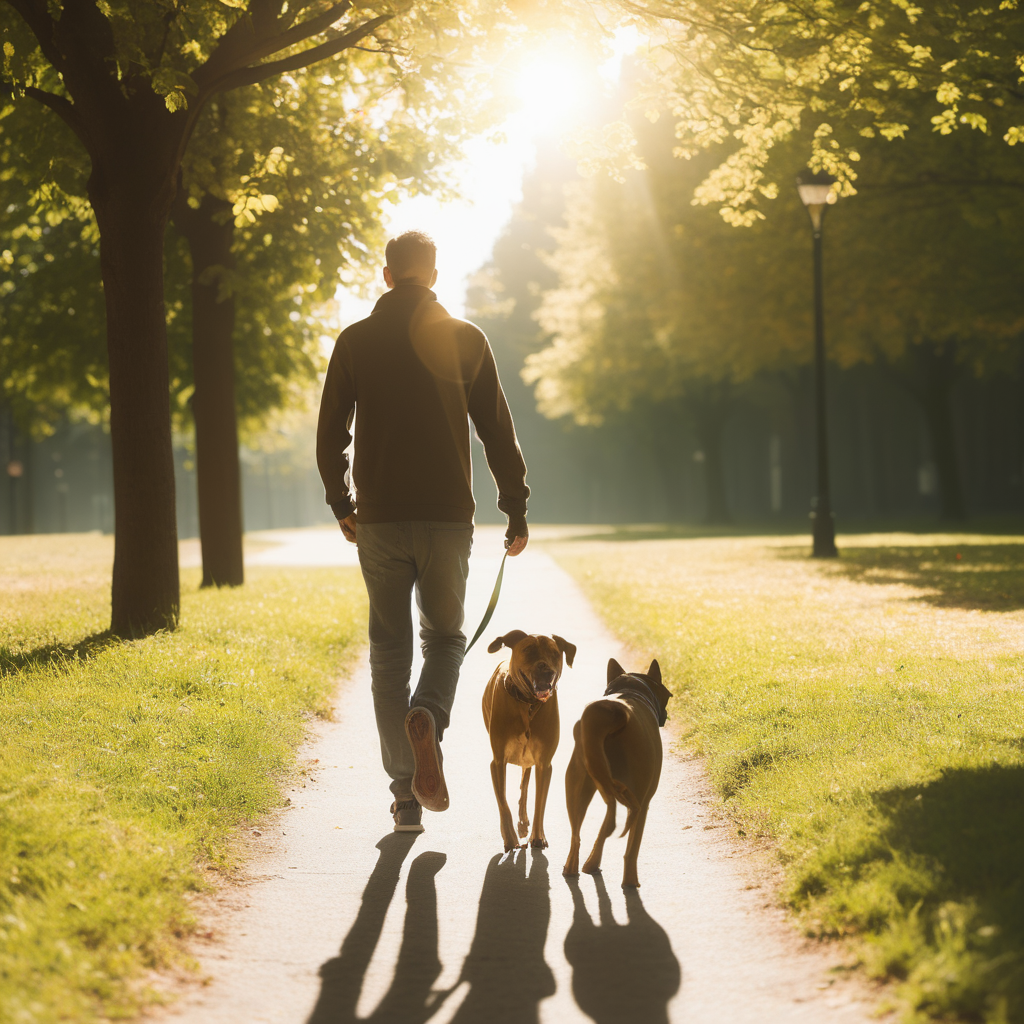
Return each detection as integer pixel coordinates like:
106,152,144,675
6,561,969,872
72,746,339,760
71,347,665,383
331,27,640,330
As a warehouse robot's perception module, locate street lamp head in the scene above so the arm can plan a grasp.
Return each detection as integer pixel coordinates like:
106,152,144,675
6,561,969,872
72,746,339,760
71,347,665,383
796,170,838,232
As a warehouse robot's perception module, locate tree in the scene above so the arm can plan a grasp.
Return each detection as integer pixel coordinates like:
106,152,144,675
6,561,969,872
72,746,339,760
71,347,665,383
169,61,468,586
524,106,1024,521
0,0,521,635
596,1,1024,221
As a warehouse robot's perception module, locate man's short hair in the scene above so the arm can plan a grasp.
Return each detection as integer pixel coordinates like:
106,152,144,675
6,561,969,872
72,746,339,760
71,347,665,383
385,231,436,282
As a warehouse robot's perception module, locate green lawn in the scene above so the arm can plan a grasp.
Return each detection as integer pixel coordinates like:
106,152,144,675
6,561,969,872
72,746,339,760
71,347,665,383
550,530,1024,1024
0,534,365,1023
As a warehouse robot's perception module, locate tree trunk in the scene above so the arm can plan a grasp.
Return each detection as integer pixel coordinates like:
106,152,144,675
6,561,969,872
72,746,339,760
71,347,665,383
919,344,967,521
692,383,732,525
173,194,244,587
90,156,180,636
888,342,967,522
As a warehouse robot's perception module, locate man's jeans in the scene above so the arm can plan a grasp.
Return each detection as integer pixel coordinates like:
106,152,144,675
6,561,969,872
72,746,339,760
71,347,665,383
356,521,473,798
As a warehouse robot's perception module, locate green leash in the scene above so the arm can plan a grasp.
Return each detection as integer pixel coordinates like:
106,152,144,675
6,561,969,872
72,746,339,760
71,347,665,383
464,545,510,653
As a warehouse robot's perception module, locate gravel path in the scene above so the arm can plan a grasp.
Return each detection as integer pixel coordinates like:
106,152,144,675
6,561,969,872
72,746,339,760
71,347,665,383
163,527,878,1023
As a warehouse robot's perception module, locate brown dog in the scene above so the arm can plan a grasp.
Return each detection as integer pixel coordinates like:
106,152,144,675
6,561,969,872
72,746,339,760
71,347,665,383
482,630,577,852
563,658,671,888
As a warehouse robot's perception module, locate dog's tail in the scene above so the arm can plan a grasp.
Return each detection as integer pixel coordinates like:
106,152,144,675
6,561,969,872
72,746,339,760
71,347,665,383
581,700,638,833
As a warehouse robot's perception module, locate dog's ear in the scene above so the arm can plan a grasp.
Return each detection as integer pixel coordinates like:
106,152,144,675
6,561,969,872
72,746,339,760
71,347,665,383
607,658,626,684
553,635,576,668
644,659,673,718
487,630,528,654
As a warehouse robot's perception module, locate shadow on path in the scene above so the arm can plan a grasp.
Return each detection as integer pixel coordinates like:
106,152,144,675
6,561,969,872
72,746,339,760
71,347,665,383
564,874,680,1024
450,850,555,1024
308,833,450,1024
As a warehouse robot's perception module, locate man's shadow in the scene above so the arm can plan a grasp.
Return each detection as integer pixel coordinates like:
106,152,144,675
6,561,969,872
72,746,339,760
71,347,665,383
449,850,555,1024
564,874,680,1024
307,833,448,1024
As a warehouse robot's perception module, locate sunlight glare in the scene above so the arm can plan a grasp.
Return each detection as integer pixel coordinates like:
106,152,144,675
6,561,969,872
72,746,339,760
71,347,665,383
512,55,592,134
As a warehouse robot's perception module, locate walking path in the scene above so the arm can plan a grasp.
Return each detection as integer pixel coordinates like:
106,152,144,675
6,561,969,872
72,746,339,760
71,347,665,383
164,527,877,1023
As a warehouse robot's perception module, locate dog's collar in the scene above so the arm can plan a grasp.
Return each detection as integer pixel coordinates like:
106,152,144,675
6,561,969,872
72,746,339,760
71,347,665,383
504,674,550,716
604,676,667,727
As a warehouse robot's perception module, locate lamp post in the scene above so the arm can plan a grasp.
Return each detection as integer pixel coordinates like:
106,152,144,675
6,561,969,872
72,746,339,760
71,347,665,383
796,169,838,558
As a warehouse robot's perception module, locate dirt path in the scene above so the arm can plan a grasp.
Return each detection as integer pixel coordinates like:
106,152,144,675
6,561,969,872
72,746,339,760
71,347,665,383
163,527,877,1023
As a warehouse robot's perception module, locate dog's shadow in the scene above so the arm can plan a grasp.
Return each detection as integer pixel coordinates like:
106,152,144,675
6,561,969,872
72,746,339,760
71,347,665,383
449,849,555,1024
564,874,680,1024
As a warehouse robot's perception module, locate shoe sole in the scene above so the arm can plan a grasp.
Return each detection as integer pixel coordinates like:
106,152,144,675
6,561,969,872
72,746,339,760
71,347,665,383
406,708,449,812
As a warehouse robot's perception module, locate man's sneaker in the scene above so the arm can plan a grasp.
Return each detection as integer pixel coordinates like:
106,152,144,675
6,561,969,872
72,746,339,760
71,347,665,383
405,707,449,812
391,799,424,833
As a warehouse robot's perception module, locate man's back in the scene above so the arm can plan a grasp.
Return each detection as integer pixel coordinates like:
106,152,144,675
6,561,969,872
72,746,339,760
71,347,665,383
317,283,528,525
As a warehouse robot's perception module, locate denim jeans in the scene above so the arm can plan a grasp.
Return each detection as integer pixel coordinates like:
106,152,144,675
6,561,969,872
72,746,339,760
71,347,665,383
356,521,473,798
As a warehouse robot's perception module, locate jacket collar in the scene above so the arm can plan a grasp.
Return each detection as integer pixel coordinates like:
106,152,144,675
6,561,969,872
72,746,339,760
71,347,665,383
372,283,437,314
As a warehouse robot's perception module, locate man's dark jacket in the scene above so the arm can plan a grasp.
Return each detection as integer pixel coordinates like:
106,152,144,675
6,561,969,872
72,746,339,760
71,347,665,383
316,284,529,524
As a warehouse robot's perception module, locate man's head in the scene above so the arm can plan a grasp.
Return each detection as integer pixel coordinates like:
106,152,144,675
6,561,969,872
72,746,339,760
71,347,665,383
384,230,437,289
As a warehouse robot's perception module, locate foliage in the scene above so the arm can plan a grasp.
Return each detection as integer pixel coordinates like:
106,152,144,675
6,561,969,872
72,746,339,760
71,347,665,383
0,532,365,1022
0,4,506,435
0,0,565,437
0,97,106,435
523,105,1024,428
603,0,1024,223
551,531,1024,1022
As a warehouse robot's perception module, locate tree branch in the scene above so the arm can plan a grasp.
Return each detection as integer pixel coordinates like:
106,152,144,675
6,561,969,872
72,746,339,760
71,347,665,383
208,15,392,94
195,0,351,91
24,85,90,147
243,0,354,65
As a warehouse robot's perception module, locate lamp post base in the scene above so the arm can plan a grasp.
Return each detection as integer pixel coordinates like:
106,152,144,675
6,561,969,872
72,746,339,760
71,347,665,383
811,508,838,558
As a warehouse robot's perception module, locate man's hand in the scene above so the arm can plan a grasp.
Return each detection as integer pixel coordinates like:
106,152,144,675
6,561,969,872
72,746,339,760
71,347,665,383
338,514,357,544
505,517,528,557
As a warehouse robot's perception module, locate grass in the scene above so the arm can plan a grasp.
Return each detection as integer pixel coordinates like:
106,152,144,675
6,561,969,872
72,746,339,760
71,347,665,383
0,533,365,1023
548,530,1024,1024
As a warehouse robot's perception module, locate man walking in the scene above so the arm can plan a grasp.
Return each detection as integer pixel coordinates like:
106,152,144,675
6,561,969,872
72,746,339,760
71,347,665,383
317,231,529,833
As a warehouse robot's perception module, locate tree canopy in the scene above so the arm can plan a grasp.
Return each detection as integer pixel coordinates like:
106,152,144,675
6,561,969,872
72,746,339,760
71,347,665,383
525,108,1024,424
599,0,1024,222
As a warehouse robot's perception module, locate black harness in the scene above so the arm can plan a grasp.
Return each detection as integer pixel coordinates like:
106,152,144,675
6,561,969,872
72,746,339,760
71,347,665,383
604,674,668,727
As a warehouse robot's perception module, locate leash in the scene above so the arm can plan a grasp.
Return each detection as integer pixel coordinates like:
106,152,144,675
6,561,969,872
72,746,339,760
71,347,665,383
464,542,510,653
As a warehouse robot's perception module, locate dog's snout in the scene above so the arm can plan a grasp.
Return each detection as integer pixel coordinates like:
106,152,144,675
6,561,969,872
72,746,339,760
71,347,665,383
532,664,556,689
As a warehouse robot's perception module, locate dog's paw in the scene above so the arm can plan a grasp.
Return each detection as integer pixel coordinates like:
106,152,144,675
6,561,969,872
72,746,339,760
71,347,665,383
530,837,548,850
504,840,522,853
582,861,602,875
562,866,579,877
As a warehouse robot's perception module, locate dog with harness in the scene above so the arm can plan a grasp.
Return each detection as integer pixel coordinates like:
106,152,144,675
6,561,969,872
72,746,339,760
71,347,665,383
563,658,671,888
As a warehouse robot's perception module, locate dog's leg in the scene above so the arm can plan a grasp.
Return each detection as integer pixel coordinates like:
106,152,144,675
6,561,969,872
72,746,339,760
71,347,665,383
563,748,595,876
582,797,617,875
517,767,532,838
529,762,553,849
622,802,650,888
490,759,520,852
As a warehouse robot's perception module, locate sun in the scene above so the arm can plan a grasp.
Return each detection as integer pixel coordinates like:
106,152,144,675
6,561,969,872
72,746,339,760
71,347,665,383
511,54,595,135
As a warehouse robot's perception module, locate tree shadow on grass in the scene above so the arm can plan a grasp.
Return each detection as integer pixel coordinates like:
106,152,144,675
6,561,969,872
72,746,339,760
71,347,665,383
551,524,810,544
0,630,120,676
826,544,1024,611
819,765,1024,1020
